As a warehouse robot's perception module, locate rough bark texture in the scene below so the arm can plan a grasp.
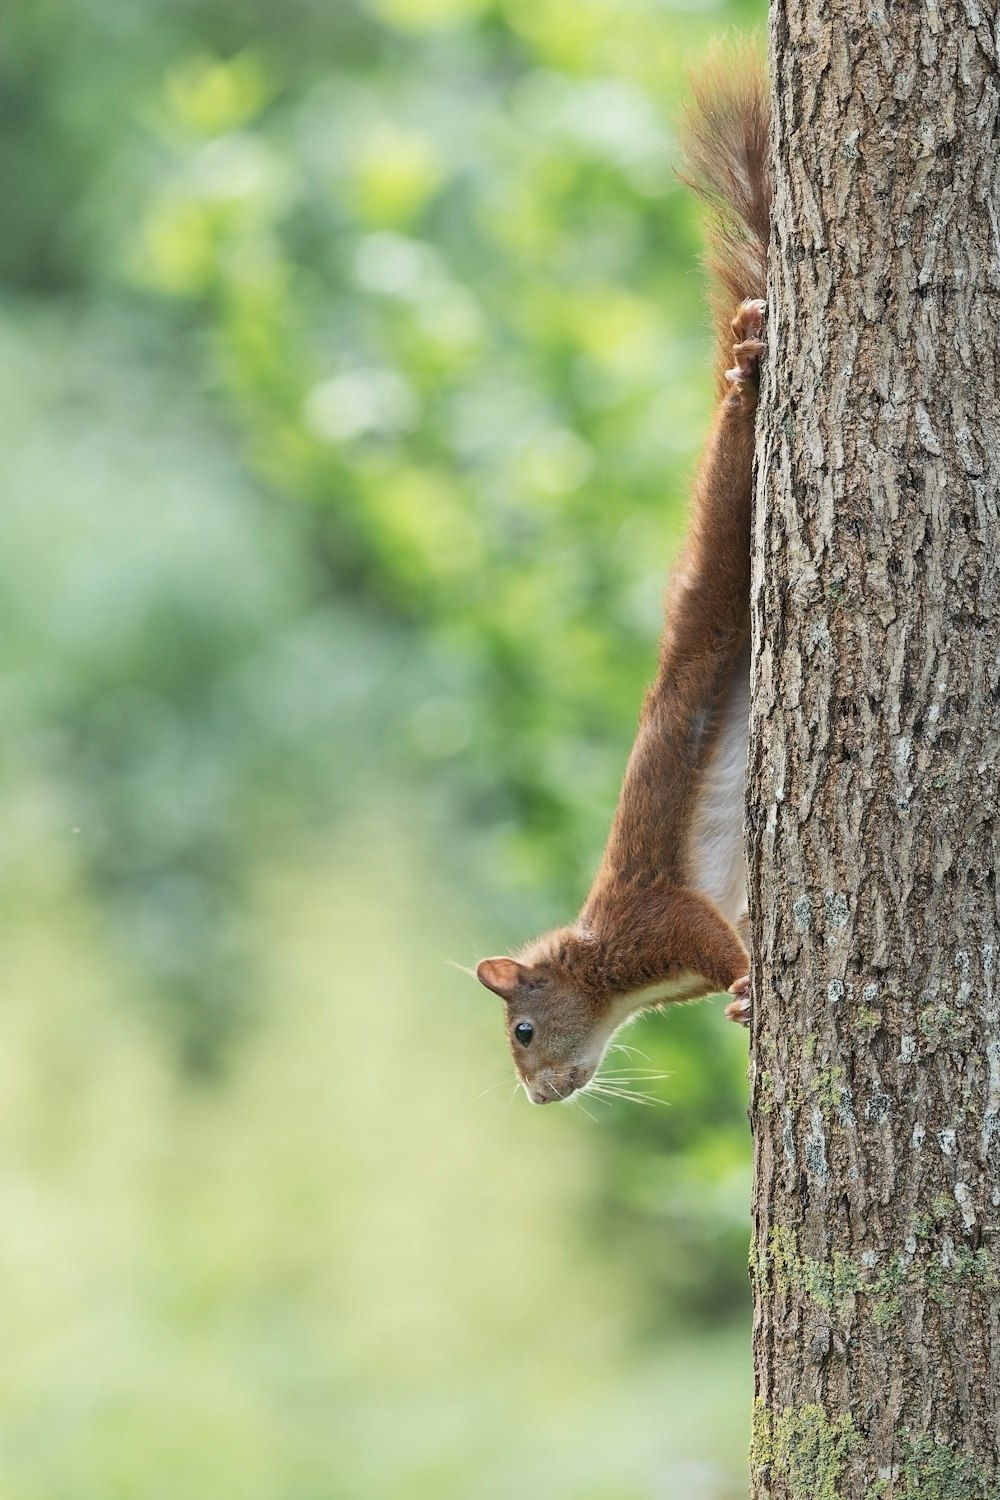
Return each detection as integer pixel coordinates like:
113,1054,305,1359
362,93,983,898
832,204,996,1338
748,4,1000,1498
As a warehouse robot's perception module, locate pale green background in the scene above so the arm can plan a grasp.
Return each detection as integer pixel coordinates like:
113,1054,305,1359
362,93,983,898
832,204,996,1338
3,0,763,1493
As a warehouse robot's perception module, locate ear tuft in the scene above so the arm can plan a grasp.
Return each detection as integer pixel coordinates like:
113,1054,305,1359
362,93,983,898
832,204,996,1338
476,957,524,999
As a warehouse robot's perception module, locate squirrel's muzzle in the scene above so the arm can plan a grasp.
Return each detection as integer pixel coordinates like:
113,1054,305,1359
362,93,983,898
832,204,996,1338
525,1064,593,1105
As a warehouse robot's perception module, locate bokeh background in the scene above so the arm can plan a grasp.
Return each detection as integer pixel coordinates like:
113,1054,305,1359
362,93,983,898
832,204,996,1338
4,0,764,1494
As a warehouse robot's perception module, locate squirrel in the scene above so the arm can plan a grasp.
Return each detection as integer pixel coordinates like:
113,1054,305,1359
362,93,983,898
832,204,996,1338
476,61,771,1106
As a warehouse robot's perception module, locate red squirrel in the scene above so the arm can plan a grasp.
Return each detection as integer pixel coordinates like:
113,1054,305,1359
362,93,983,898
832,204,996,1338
477,65,771,1105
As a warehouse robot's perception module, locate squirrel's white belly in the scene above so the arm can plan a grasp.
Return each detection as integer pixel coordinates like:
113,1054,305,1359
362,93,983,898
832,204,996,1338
689,658,750,928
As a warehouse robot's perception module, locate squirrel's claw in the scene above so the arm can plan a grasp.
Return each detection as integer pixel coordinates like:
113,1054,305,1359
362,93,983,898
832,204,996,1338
725,298,766,386
725,972,752,1028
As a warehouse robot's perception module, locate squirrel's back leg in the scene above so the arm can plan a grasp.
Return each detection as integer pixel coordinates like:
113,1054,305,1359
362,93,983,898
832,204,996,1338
657,298,766,693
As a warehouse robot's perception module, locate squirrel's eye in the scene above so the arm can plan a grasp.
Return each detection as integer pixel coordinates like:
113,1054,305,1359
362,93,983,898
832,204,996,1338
514,1020,535,1047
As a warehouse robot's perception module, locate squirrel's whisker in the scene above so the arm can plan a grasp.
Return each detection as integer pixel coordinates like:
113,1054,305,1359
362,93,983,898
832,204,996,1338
610,1043,654,1063
585,1081,659,1107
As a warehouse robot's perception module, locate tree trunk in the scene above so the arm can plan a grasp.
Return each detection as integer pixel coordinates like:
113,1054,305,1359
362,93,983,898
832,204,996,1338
747,4,1000,1497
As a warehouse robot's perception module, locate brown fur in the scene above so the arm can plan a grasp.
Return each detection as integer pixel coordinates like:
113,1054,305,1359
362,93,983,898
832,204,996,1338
680,54,771,394
478,56,772,1103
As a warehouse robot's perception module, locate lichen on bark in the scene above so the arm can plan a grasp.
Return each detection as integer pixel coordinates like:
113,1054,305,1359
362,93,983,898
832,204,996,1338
751,1401,859,1500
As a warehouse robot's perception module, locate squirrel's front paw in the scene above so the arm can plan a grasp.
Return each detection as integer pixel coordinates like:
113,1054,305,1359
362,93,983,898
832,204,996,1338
725,972,752,1028
725,298,766,388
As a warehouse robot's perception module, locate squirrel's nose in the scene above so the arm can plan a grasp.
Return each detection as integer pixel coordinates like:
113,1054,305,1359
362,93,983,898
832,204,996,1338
526,1079,562,1104
528,1072,587,1105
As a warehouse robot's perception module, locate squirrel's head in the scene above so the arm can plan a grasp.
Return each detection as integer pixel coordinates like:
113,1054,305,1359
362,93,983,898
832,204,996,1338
477,928,625,1104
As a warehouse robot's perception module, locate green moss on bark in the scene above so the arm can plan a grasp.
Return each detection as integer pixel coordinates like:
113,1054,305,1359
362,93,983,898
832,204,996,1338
865,1435,1000,1499
750,1226,997,1328
752,1400,859,1499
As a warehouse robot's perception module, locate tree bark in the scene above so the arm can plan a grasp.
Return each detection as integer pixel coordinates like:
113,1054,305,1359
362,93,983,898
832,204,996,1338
748,4,1000,1497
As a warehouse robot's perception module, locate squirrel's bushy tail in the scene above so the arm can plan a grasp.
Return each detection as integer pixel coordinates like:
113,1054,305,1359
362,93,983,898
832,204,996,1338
681,53,771,392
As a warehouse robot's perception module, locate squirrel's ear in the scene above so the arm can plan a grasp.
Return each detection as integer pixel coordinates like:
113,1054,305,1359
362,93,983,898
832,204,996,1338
476,957,525,999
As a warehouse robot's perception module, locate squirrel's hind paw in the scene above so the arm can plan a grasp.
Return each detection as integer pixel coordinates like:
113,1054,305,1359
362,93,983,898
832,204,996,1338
725,972,752,1028
725,298,766,387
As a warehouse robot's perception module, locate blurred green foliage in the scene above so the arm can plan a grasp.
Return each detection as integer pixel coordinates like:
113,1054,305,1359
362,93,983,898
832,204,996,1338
0,825,752,1497
3,0,764,1491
